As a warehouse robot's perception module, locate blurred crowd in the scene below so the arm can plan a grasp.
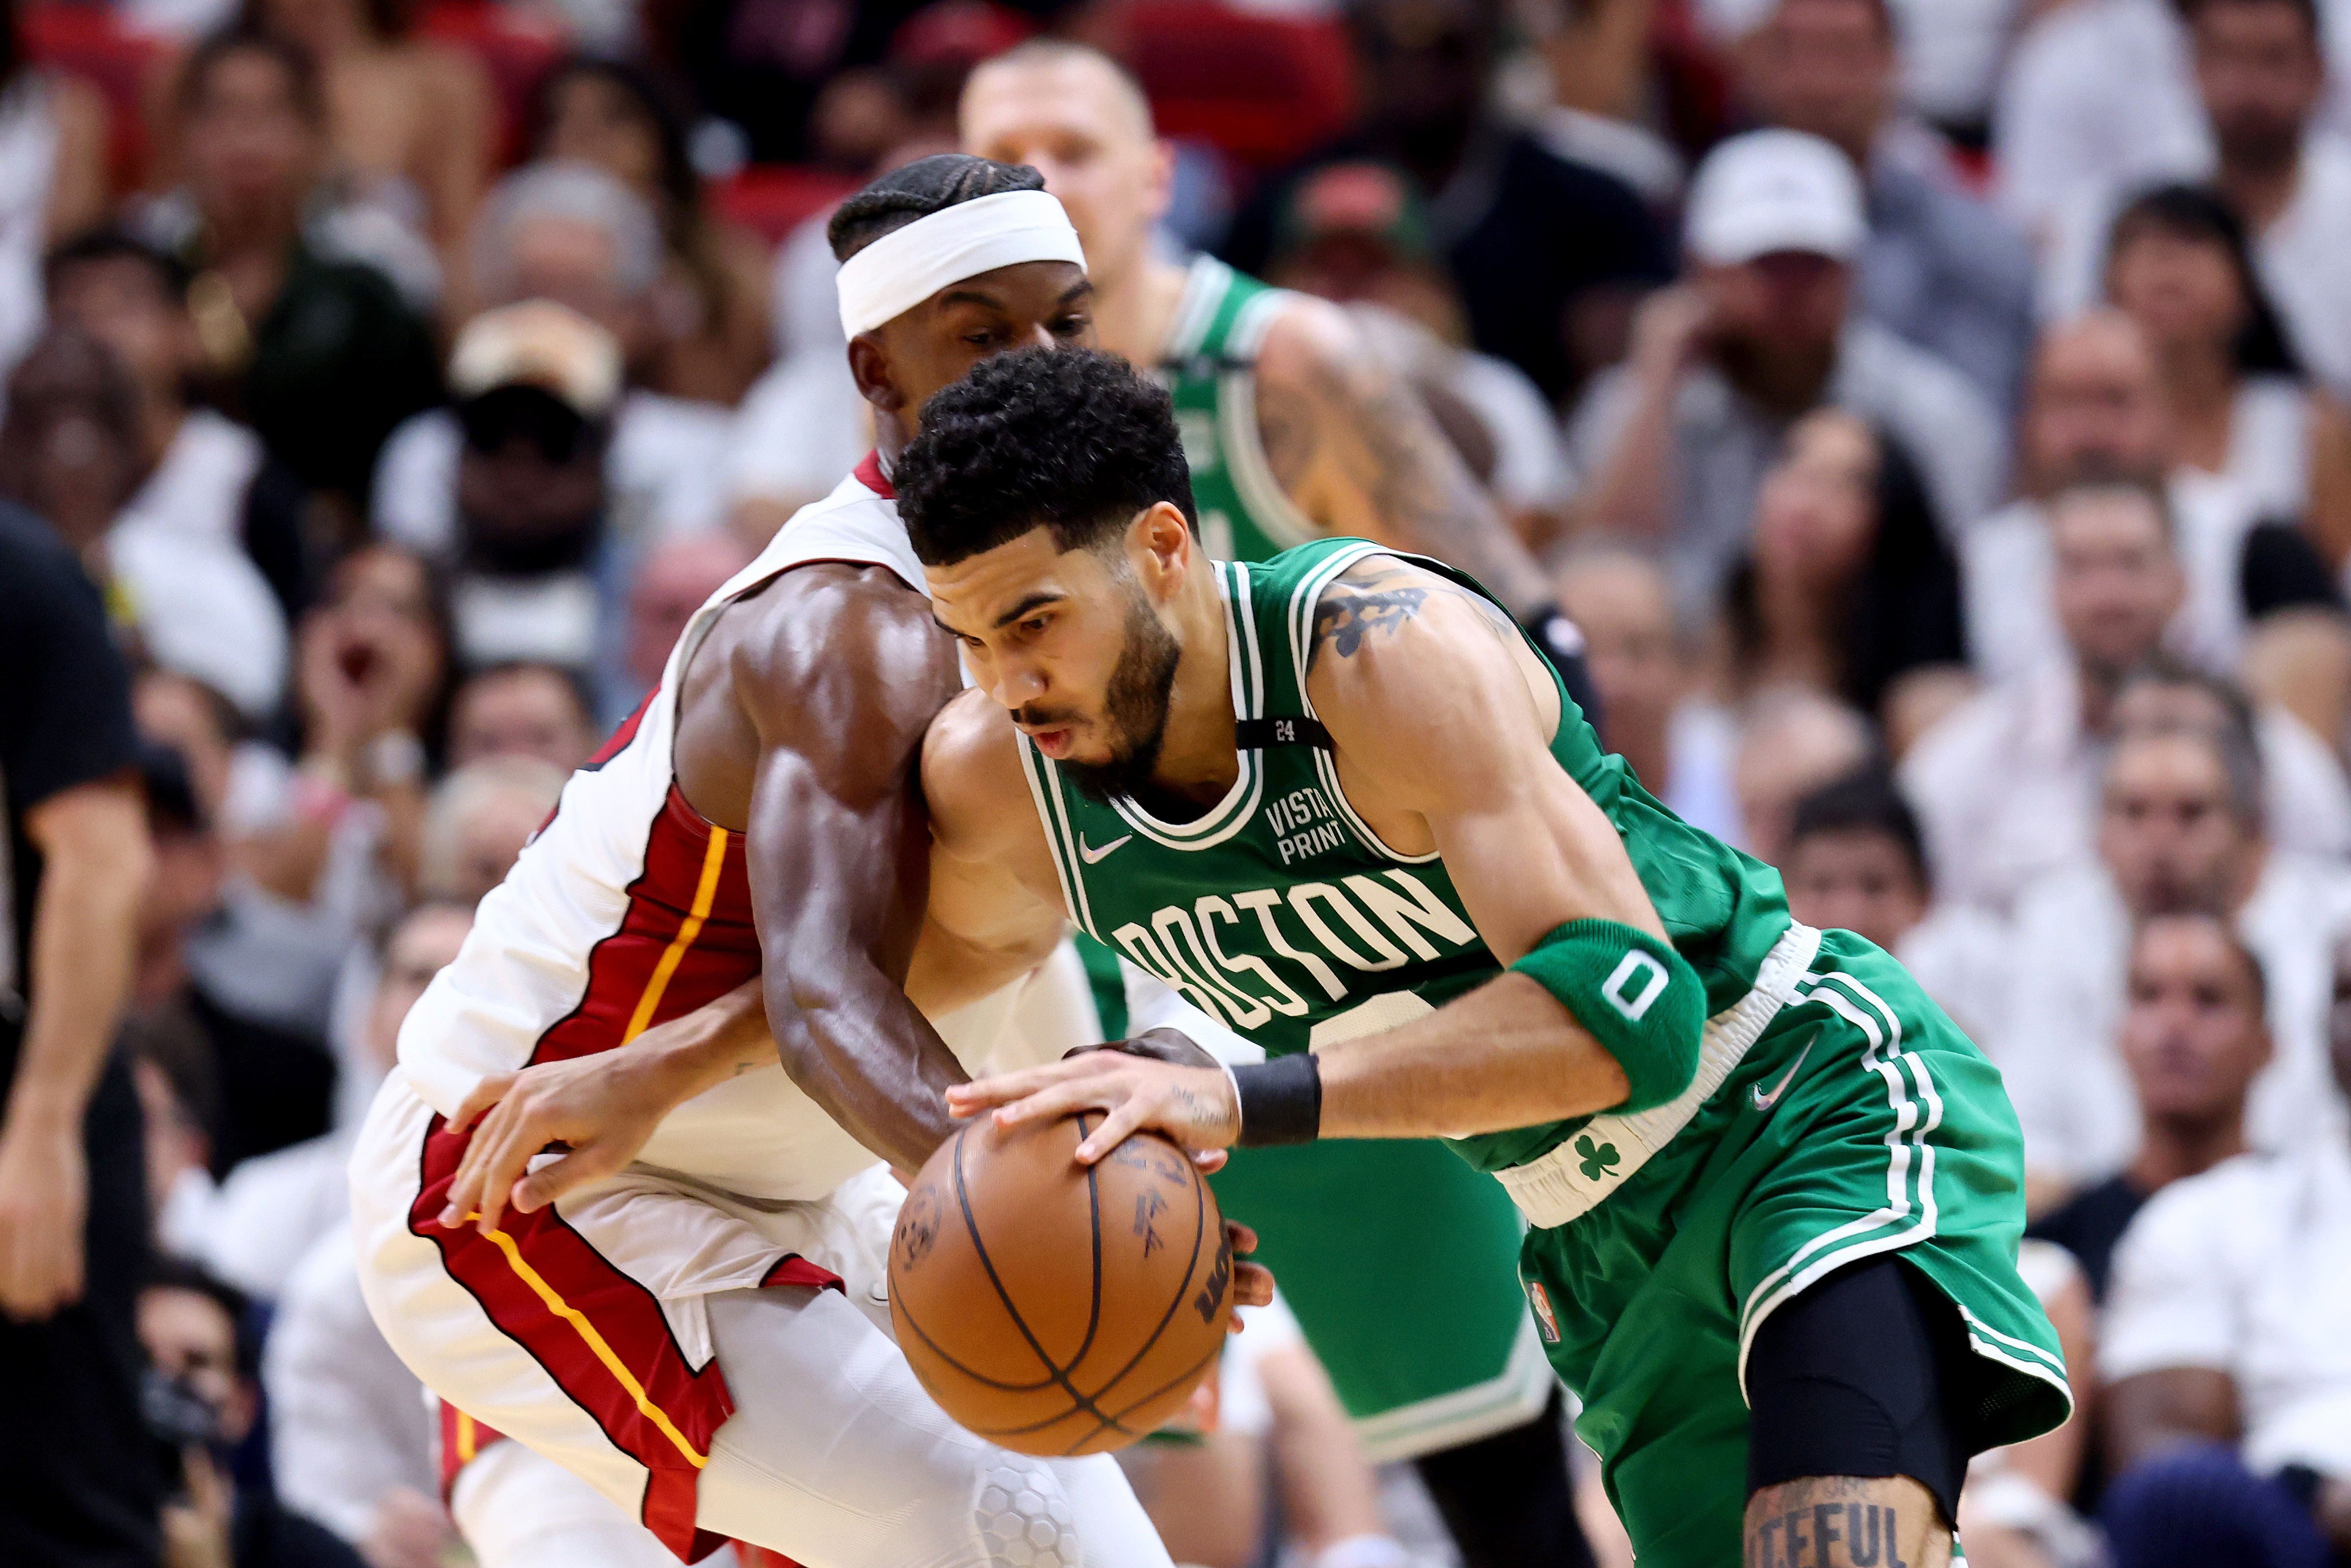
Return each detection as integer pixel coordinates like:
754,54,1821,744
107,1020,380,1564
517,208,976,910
7,0,2351,1565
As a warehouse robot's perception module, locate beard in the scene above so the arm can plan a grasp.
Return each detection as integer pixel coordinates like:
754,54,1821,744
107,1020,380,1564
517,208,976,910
1039,592,1182,807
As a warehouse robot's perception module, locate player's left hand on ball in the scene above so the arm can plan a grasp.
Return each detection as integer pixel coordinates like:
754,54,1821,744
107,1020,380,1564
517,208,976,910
1225,1219,1274,1331
947,1053,1239,1162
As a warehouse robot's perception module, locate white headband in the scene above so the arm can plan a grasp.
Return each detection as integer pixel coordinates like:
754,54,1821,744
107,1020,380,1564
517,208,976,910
834,188,1087,338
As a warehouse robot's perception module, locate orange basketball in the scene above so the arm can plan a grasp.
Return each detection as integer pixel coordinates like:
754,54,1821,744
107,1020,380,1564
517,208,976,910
887,1113,1233,1456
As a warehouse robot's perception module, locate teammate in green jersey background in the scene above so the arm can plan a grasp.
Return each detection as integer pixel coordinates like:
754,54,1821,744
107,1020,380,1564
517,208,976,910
902,348,2069,1568
962,41,1606,1564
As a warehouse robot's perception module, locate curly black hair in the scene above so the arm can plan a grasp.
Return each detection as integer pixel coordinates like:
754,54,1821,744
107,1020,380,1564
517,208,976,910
896,347,1198,568
827,154,1048,263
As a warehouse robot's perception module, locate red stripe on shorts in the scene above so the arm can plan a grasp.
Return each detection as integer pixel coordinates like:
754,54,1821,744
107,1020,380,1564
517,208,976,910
413,1116,835,1562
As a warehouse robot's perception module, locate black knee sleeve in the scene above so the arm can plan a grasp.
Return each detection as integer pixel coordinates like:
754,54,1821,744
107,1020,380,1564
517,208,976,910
1413,1387,1596,1568
1745,1258,1970,1526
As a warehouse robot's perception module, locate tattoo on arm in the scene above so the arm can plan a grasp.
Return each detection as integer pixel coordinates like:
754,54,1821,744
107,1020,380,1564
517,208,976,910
1170,1085,1238,1140
1309,560,1517,670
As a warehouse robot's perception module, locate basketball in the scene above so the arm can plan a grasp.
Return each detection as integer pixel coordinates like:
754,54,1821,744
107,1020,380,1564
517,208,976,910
887,1112,1234,1457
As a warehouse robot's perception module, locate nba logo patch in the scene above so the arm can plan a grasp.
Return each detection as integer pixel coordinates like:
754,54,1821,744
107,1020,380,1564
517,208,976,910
1525,1281,1560,1344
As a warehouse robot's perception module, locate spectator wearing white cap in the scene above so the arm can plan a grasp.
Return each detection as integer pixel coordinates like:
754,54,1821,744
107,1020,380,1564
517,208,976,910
1731,0,2038,419
1569,127,2005,623
371,161,732,570
435,300,625,688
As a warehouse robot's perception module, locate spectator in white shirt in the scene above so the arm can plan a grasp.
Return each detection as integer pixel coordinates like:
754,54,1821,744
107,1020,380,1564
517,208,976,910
0,325,288,723
372,161,731,561
1731,0,2039,417
1916,477,2351,910
1569,128,2005,625
165,901,472,1300
1964,312,2340,690
2000,720,2351,1199
2100,184,2351,551
2033,0,2351,412
1778,769,2012,1054
43,231,291,615
2027,911,2271,1299
2093,923,2351,1568
1552,546,1742,845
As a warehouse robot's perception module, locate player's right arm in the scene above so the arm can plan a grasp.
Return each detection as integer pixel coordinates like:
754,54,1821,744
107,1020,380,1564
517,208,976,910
731,566,980,1174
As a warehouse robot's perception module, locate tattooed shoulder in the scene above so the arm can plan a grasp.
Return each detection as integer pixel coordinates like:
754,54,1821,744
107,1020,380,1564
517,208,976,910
1308,557,1516,670
1310,559,1430,668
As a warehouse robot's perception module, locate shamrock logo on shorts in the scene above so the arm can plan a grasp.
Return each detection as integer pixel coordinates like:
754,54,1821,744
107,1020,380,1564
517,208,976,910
1575,1134,1622,1181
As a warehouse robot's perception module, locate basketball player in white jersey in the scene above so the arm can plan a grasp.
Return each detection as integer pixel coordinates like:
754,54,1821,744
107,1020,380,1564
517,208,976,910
349,156,1264,1568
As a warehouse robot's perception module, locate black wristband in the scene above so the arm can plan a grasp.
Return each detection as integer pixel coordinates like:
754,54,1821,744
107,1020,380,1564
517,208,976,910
1233,1054,1322,1147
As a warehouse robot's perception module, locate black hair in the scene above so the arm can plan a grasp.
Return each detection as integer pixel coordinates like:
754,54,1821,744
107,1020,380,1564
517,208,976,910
896,347,1198,568
45,227,193,306
145,1255,260,1381
826,154,1048,263
1726,421,1966,715
138,741,207,838
532,56,700,227
2106,183,2304,378
177,23,327,127
1787,768,1929,889
457,658,598,728
2178,0,2321,39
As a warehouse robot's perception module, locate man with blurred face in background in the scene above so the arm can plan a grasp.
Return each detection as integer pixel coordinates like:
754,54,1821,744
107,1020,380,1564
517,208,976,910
2001,717,2351,1202
1961,310,2339,687
1732,0,2036,417
1911,465,2351,911
2028,913,2270,1300
963,45,1601,1565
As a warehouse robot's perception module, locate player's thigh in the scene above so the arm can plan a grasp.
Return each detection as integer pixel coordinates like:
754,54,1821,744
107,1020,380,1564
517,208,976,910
452,1438,680,1568
696,1286,1172,1568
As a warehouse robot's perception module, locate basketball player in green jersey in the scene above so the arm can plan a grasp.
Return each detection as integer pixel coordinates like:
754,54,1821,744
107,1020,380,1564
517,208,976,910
902,349,2070,1568
962,48,1592,1554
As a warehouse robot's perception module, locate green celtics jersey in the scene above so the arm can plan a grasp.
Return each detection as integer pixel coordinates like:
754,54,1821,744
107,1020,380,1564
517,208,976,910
1018,536,1790,1173
1158,255,1322,563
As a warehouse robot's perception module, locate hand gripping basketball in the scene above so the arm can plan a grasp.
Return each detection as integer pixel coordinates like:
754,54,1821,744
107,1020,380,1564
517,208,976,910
888,1112,1272,1457
945,1051,1240,1164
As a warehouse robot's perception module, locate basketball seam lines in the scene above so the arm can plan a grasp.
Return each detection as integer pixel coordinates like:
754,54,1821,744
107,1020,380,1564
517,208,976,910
948,1120,1144,1443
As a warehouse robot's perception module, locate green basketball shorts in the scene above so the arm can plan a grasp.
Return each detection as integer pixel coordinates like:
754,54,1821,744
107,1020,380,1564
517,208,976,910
1515,924,2070,1568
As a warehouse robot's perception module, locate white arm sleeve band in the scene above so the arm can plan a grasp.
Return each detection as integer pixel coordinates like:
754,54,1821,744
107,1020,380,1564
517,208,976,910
1119,960,1265,1066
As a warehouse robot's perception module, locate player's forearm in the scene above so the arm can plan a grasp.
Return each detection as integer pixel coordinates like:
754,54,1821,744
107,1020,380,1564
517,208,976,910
11,797,149,1133
768,961,967,1172
1313,973,1630,1140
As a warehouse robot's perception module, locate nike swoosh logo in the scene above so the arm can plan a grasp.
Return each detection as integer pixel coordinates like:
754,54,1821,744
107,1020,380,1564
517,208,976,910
1078,833,1133,865
1750,1032,1818,1113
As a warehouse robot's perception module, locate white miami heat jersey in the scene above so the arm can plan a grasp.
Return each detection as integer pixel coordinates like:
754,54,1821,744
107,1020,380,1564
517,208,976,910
395,454,985,1201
